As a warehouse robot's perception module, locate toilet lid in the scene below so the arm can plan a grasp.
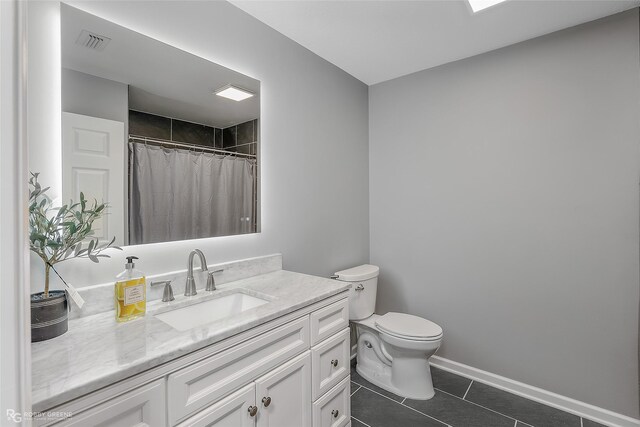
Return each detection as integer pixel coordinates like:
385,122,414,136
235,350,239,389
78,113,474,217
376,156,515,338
375,312,443,341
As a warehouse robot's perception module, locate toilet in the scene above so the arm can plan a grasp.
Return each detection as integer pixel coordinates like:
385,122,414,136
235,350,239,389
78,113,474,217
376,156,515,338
334,264,443,400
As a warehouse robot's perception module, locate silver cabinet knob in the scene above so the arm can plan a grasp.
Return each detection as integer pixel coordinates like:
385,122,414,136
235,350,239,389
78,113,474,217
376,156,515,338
332,409,339,418
262,396,271,407
248,406,258,417
331,359,339,368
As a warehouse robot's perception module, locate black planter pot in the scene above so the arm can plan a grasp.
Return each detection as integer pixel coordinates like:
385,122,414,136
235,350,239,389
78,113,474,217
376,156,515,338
31,290,69,342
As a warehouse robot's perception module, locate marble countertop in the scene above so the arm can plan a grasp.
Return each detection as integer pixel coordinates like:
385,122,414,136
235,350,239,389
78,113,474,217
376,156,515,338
31,270,350,411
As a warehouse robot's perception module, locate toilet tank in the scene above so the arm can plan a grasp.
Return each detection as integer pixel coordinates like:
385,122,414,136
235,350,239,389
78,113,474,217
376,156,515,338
334,264,379,321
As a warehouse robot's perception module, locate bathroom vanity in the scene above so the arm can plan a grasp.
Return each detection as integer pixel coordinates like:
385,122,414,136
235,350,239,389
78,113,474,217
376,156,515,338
31,255,352,427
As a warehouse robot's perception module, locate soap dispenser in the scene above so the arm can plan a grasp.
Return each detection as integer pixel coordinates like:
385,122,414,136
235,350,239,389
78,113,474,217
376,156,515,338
115,256,146,322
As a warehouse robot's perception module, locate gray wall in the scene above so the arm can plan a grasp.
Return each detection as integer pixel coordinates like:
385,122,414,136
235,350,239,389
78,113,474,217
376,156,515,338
369,10,639,418
62,68,128,123
28,1,369,288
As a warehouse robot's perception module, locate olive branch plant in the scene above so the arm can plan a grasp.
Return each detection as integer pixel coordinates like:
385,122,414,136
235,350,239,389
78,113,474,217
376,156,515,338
29,172,121,298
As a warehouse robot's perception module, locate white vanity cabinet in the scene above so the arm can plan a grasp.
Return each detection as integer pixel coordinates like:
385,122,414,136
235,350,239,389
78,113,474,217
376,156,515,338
41,293,350,427
168,316,310,424
178,352,312,427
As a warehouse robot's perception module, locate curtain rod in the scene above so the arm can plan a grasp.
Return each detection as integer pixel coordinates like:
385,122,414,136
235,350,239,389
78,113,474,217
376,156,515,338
129,135,257,159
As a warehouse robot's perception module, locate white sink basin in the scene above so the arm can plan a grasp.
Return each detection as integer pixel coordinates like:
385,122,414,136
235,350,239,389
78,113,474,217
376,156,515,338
155,291,269,331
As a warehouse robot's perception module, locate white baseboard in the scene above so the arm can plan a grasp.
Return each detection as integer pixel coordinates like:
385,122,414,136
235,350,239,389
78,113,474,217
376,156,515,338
430,356,639,427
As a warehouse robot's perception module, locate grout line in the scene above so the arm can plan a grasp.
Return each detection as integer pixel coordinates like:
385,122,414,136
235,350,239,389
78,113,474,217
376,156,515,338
514,420,518,427
351,385,362,397
351,415,372,427
353,381,450,426
401,397,406,404
434,386,523,424
462,380,474,400
581,418,584,427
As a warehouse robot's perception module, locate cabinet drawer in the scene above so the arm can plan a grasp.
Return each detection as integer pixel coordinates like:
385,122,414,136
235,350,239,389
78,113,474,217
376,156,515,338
176,383,256,427
168,316,309,425
310,299,349,345
58,379,165,427
311,329,350,401
312,377,350,427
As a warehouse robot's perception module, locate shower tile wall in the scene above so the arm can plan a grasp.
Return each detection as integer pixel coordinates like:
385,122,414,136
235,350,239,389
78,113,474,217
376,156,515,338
129,110,258,154
222,119,259,155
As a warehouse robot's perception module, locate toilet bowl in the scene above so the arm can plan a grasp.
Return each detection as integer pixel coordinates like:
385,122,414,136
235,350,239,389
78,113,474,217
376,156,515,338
334,265,443,400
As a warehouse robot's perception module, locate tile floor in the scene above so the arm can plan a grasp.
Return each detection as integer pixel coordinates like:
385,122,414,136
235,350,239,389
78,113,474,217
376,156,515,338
350,363,608,427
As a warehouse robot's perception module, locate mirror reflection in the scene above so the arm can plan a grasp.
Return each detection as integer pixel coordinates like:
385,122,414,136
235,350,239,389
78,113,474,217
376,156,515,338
53,4,260,246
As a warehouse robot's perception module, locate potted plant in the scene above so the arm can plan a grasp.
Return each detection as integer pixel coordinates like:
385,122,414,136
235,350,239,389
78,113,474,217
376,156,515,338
29,172,120,342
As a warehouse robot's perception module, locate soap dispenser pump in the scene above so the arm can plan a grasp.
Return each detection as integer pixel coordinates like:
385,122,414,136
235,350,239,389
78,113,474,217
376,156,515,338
114,256,146,322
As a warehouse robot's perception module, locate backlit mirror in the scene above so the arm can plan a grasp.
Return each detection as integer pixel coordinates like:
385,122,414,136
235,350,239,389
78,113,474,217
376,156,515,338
36,4,260,247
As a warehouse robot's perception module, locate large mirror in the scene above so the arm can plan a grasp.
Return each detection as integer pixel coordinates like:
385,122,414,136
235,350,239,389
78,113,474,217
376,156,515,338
35,4,260,246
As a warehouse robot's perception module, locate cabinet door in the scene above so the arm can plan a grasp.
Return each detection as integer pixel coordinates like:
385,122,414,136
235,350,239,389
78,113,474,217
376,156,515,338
177,384,256,427
59,379,165,427
255,351,311,427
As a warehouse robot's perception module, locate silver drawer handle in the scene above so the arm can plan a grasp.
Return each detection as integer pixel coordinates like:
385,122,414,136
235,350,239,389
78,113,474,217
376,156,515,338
331,359,339,368
248,406,258,417
262,396,272,407
332,409,339,418
355,284,364,291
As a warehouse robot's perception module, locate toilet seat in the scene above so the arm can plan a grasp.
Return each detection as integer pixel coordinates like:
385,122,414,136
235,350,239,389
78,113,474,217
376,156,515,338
375,312,443,341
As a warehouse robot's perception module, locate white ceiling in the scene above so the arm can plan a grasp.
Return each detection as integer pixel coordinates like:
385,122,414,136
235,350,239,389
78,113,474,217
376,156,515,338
230,0,640,85
62,4,260,128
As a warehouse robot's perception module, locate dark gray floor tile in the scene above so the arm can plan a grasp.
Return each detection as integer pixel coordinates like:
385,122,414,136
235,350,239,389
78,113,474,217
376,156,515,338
405,390,514,427
431,366,472,398
582,419,608,427
465,382,580,427
352,387,446,427
351,381,361,395
351,417,368,427
350,366,403,402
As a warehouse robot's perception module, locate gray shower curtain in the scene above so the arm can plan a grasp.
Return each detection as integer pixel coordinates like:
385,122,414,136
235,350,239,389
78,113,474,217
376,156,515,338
129,143,255,244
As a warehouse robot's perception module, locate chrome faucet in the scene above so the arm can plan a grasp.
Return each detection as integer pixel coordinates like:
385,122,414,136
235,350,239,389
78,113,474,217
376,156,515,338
185,249,208,296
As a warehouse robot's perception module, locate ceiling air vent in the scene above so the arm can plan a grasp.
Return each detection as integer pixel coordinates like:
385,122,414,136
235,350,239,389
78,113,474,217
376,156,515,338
75,30,111,51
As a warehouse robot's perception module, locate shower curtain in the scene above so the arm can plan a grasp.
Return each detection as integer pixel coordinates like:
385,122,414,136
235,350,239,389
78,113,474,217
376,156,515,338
128,142,256,244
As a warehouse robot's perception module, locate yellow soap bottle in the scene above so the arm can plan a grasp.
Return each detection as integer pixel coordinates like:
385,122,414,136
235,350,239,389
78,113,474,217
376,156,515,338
115,256,146,322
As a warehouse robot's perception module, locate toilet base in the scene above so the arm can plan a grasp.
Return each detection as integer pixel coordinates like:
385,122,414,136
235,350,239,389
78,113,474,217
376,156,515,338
355,322,437,400
356,359,435,400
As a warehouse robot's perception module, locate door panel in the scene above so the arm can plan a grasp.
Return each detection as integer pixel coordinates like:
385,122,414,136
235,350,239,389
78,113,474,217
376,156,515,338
62,112,125,244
